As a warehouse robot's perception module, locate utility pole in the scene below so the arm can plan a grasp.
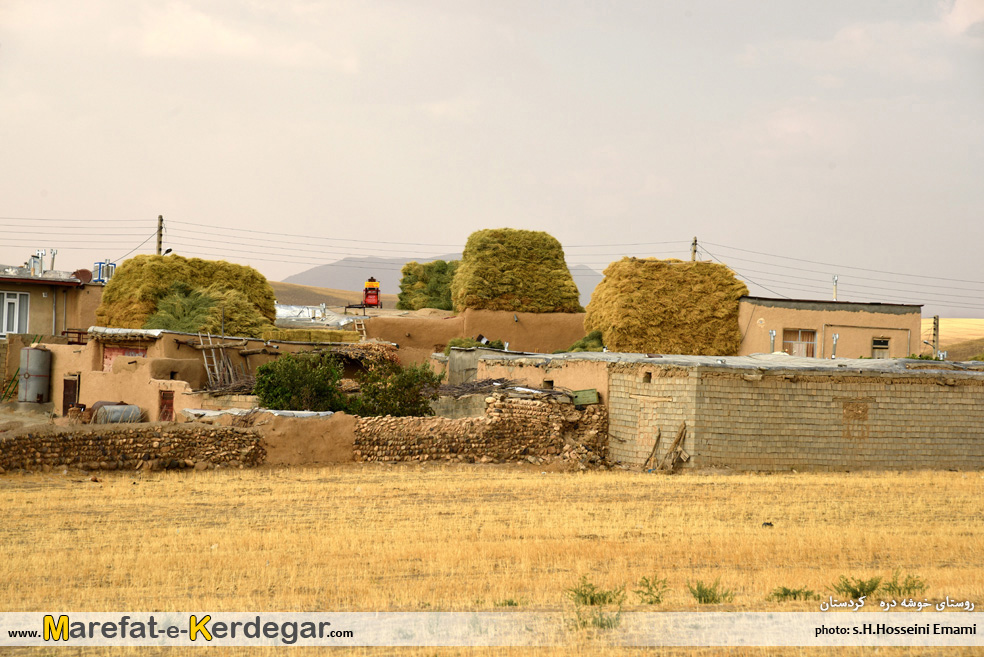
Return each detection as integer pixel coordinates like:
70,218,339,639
691,236,697,262
933,315,940,359
156,215,164,256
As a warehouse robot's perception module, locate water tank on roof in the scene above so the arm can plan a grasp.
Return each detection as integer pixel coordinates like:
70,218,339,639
93,261,116,283
18,347,51,403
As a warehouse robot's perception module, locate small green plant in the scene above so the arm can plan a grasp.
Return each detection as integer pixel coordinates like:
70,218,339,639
687,579,734,604
444,337,505,355
566,576,625,630
634,575,669,605
883,570,927,597
768,586,821,602
829,575,882,599
566,576,626,607
493,598,523,607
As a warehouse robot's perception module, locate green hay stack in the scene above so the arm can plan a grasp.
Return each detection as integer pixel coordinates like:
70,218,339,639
96,255,277,337
584,258,748,355
397,260,459,311
450,228,582,313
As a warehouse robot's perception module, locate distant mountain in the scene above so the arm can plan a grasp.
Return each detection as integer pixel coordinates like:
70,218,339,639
283,254,461,295
283,255,604,307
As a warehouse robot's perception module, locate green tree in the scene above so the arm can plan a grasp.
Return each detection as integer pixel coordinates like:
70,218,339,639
351,362,443,417
254,353,348,412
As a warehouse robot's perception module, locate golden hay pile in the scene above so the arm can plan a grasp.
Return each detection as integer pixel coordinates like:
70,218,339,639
584,258,748,355
96,255,276,330
450,228,582,313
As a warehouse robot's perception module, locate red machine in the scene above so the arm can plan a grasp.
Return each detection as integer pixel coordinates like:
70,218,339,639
363,277,381,308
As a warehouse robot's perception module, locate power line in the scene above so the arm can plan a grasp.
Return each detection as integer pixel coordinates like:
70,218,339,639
704,241,984,286
698,245,790,299
112,232,158,263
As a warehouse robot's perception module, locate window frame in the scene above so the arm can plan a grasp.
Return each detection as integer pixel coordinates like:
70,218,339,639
1,291,30,337
782,328,817,358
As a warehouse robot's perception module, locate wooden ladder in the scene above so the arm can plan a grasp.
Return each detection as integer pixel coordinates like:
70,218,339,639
199,333,220,387
353,318,367,340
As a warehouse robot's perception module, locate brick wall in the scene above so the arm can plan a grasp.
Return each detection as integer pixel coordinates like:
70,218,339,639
695,371,984,471
607,365,984,471
607,367,696,467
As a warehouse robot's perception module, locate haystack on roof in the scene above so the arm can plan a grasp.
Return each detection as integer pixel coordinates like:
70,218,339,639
96,255,276,330
450,228,582,313
584,258,748,355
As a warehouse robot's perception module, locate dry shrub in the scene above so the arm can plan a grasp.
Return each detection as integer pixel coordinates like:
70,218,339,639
584,258,748,355
96,255,276,330
450,228,582,313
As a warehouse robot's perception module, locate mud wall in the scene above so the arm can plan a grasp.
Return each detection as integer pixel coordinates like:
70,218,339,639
0,424,264,473
365,309,587,365
354,393,607,468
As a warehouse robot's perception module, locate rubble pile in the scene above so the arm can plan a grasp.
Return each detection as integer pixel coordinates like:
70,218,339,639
354,392,608,469
0,425,265,473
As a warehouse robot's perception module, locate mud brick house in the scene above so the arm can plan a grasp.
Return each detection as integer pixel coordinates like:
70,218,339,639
737,296,922,359
476,351,984,472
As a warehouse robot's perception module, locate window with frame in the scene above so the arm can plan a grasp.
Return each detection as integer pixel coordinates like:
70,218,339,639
782,329,816,357
1,292,30,336
872,337,890,358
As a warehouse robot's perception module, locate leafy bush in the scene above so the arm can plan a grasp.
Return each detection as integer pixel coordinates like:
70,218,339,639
566,576,626,607
254,353,348,412
566,576,625,630
556,330,605,353
768,586,820,602
444,337,505,356
634,575,669,605
883,570,927,597
829,575,882,599
350,362,443,417
687,579,734,604
397,260,459,311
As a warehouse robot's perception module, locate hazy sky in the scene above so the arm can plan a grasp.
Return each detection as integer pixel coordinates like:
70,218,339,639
2,1,982,317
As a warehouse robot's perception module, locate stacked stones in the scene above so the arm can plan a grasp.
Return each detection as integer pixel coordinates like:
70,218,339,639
354,391,609,469
0,425,265,473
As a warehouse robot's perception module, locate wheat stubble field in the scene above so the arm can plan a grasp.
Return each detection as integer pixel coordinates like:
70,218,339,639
1,464,982,656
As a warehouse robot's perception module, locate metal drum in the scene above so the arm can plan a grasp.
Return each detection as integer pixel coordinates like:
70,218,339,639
18,347,51,403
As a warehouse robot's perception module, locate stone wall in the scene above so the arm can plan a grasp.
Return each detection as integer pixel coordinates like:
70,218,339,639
0,424,265,473
607,364,984,472
354,392,608,468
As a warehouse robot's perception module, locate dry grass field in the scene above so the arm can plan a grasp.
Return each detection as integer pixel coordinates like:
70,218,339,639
1,464,982,656
270,281,399,309
920,318,984,358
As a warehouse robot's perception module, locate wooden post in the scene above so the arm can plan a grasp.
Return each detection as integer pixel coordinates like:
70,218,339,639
156,215,163,256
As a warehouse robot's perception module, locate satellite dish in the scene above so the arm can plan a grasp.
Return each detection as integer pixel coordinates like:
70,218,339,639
73,268,93,283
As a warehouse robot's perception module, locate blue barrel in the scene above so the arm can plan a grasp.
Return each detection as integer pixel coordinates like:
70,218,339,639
18,347,51,403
